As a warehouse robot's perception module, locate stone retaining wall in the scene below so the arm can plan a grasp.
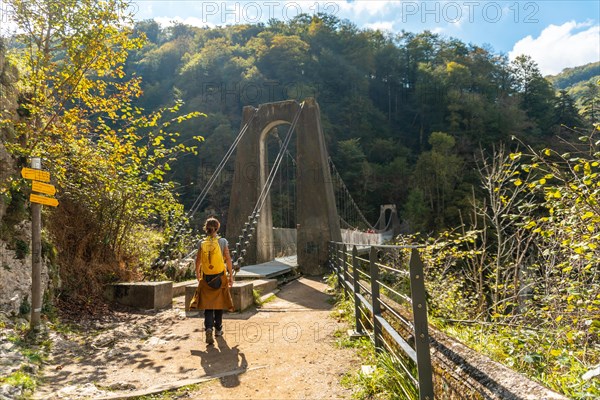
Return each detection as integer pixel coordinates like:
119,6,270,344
428,327,567,399
379,295,567,399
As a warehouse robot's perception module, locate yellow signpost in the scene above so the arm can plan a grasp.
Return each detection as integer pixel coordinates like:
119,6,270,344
31,180,56,196
22,166,59,207
21,167,50,182
30,193,59,207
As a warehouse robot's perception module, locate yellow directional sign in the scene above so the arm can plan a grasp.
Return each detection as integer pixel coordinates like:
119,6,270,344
21,168,50,182
30,194,59,207
32,181,56,196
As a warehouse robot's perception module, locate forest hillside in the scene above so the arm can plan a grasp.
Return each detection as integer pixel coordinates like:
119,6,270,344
119,17,596,233
0,7,598,398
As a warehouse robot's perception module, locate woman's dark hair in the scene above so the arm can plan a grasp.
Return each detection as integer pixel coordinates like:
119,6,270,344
203,217,220,235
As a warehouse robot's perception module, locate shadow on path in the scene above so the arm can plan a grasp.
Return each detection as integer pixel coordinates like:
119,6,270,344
190,336,248,388
35,277,357,400
271,276,334,310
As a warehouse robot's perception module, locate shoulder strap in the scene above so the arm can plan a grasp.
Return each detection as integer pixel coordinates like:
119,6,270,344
217,237,227,255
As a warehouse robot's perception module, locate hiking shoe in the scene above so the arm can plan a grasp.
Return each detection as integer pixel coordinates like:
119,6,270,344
205,329,214,345
215,329,223,337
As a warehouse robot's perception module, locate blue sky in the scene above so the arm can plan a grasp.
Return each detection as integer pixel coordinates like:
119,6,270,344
128,0,600,75
0,1,597,75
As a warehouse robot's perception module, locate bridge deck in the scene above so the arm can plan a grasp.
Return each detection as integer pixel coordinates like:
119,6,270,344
235,256,298,279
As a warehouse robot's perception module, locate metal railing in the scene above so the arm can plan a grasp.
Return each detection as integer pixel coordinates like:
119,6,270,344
329,242,434,400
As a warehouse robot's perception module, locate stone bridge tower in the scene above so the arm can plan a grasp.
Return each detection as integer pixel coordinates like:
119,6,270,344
226,98,341,275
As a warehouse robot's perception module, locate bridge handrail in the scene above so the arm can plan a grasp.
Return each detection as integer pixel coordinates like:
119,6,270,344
330,241,425,249
328,241,434,400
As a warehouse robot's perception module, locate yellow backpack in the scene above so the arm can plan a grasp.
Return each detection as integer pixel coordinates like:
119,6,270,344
200,236,225,274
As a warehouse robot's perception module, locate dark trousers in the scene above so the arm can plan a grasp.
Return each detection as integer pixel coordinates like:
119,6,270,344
204,309,223,331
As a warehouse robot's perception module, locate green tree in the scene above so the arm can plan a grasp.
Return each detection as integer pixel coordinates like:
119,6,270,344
134,19,161,44
332,138,375,215
258,34,309,81
3,0,202,299
580,80,600,124
6,0,146,150
333,138,368,189
404,188,429,232
554,89,582,131
510,55,556,135
413,132,463,228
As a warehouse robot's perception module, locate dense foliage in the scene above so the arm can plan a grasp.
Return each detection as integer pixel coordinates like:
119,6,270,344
125,15,590,232
1,0,201,301
393,128,600,398
548,61,600,90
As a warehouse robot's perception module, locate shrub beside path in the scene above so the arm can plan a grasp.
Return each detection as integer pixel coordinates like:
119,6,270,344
34,277,361,399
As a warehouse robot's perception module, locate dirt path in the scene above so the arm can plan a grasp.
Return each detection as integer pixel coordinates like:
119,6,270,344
34,277,361,399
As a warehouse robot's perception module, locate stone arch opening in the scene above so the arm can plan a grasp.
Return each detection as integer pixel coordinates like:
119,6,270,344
264,125,298,257
227,98,341,274
262,124,296,230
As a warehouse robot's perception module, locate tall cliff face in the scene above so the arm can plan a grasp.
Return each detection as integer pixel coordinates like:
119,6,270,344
0,39,49,317
0,38,19,221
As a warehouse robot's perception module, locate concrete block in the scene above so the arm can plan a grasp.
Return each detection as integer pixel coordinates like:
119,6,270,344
230,281,254,311
104,281,173,310
252,279,278,294
185,283,199,311
174,279,197,297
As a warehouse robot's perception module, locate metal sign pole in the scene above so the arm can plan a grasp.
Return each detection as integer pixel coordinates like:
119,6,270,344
30,157,42,329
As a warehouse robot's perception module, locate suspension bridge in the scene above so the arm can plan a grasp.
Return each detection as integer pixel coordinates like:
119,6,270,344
157,98,401,279
97,98,569,400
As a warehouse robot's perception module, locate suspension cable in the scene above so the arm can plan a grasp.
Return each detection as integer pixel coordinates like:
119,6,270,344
272,129,296,228
253,102,304,216
187,108,258,219
150,109,258,270
328,157,375,231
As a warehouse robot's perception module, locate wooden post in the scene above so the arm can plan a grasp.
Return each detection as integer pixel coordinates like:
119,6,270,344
336,243,342,292
409,248,434,400
341,244,347,299
370,246,382,352
30,157,42,329
352,246,363,334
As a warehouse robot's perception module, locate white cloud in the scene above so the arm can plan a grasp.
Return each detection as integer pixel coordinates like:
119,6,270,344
138,3,153,19
0,3,21,37
509,21,600,75
149,1,405,30
154,16,215,29
363,21,394,32
335,1,399,16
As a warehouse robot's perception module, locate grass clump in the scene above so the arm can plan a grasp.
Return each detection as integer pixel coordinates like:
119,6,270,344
252,289,264,306
338,333,419,400
1,370,36,392
331,295,419,400
0,321,53,398
343,351,419,400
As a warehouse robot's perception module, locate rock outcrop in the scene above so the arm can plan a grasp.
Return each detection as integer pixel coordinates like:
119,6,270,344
0,38,19,221
0,221,50,316
0,38,49,316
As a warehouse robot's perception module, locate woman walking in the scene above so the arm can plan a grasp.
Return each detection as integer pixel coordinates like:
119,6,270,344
195,217,234,345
